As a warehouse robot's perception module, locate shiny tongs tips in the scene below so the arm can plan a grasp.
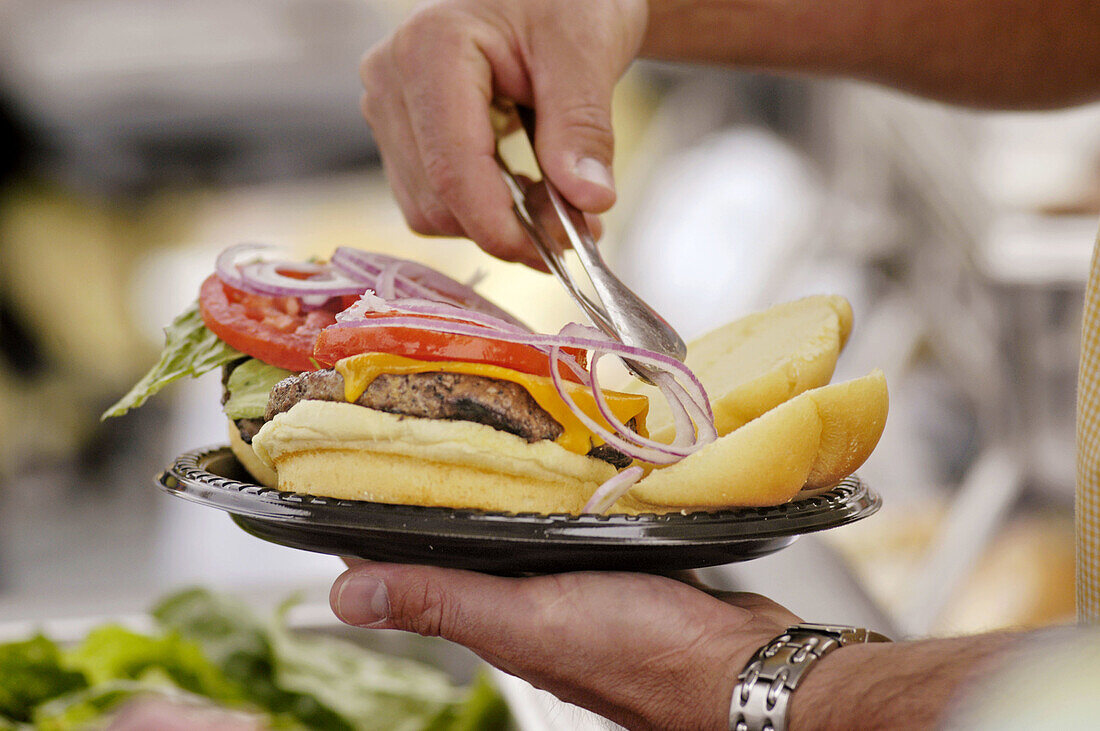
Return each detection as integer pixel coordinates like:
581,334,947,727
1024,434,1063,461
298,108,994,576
492,103,687,385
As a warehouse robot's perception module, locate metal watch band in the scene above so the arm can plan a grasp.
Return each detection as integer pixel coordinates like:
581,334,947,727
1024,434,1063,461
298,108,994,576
729,623,892,731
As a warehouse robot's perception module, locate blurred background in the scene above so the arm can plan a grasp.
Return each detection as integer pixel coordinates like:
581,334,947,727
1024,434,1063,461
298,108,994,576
1,0,1098,697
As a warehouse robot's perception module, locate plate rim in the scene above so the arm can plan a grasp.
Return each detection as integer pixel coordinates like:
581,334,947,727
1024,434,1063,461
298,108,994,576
157,444,882,545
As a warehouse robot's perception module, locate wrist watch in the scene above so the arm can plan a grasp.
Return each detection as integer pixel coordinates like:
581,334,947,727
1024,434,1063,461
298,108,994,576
729,623,892,731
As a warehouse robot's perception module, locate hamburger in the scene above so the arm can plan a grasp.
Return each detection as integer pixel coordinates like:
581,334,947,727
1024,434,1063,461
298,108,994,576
106,244,888,514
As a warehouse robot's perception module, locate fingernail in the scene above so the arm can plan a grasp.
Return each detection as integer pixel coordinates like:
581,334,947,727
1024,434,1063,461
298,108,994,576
334,573,390,627
573,157,615,192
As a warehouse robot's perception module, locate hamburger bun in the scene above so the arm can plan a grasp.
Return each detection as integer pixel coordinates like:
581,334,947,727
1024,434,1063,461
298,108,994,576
227,418,278,488
251,400,617,514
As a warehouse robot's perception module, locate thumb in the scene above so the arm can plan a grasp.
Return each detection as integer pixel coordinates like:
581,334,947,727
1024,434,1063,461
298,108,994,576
330,563,534,647
531,80,617,214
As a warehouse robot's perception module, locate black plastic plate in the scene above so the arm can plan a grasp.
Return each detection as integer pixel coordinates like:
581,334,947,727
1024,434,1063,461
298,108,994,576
157,446,881,574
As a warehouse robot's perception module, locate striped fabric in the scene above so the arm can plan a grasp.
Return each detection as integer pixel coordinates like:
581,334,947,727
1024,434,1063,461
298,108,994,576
1077,227,1100,623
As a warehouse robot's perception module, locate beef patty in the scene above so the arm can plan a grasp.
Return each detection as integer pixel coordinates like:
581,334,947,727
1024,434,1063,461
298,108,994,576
268,369,563,441
228,365,632,468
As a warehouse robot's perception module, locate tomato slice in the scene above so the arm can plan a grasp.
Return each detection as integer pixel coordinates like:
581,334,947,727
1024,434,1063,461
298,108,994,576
313,314,588,383
198,275,357,371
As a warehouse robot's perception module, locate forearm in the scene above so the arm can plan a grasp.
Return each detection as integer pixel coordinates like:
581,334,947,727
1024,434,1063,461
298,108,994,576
788,632,1019,729
641,0,1100,109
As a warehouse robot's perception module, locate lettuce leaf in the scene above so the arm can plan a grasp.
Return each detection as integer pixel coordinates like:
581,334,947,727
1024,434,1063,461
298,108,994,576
64,625,246,707
423,672,509,731
1,590,509,730
269,623,459,731
0,636,87,723
101,302,243,419
153,589,362,730
150,589,330,727
153,588,503,731
224,359,295,419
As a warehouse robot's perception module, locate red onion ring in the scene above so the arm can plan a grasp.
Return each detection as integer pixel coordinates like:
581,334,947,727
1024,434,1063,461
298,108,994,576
583,465,645,514
374,260,403,300
651,374,697,449
330,248,529,328
585,351,708,455
548,345,695,464
331,248,449,302
238,261,366,297
216,243,366,300
338,295,532,335
215,242,269,289
556,322,714,425
554,323,707,450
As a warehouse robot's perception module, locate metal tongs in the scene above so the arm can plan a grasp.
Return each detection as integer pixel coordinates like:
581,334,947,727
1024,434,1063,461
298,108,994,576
492,104,687,384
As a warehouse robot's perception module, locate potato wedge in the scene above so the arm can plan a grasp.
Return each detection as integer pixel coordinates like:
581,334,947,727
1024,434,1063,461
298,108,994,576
638,295,853,443
623,369,887,511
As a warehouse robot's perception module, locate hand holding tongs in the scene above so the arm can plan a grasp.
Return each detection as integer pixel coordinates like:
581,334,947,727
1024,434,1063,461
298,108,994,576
492,103,687,385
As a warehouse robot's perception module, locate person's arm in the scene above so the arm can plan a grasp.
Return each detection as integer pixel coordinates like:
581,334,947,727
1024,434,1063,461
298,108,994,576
789,632,1016,729
360,0,1099,265
643,0,1100,110
330,561,1022,730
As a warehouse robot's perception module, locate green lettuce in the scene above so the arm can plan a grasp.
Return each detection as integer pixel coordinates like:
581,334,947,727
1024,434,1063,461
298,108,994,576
101,302,243,419
0,589,509,730
0,637,86,723
426,673,510,731
64,626,245,706
223,359,295,419
151,590,337,729
267,620,458,731
153,588,490,731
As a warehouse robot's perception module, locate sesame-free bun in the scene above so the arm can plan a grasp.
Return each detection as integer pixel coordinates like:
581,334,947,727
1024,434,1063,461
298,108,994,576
227,419,278,488
626,370,888,511
251,400,617,514
636,295,853,443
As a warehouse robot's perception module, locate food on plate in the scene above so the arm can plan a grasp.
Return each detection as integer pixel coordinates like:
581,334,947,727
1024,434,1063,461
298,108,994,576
105,245,887,514
621,295,887,509
636,295,853,443
0,588,507,730
626,370,888,509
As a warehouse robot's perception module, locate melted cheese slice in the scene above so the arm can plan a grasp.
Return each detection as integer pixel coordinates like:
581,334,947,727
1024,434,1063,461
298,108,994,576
335,353,649,456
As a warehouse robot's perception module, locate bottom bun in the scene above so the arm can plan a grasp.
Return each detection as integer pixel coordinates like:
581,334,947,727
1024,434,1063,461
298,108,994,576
251,400,619,514
228,419,279,488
